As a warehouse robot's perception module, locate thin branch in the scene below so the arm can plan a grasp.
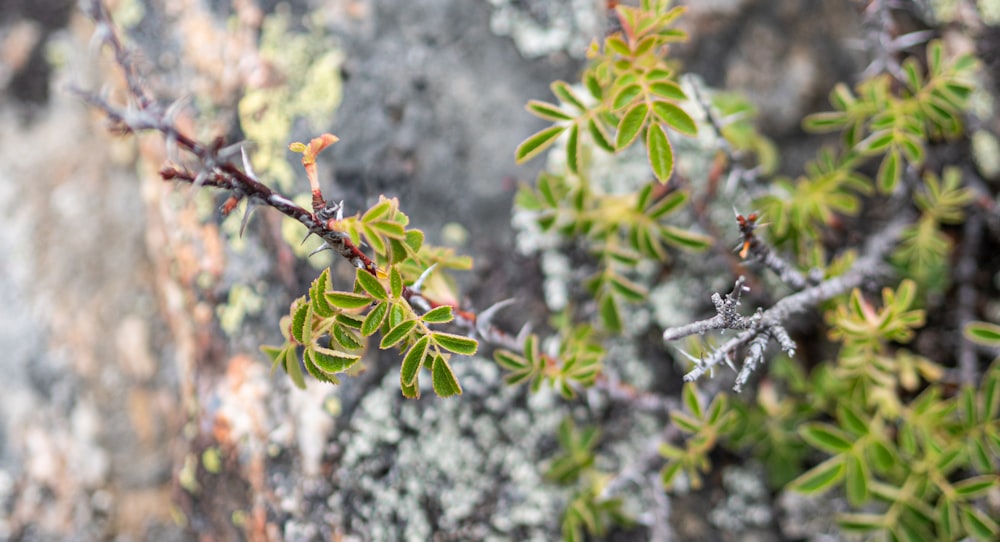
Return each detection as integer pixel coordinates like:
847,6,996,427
669,216,909,391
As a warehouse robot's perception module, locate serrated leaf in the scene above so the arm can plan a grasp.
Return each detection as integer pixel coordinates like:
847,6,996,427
369,220,406,240
356,269,387,301
389,266,403,299
290,300,309,344
310,346,360,374
789,457,845,494
646,123,674,183
584,72,602,100
526,100,573,121
432,332,479,356
651,101,696,136
616,103,649,150
361,301,388,337
858,129,895,155
432,355,462,397
332,325,363,350
401,374,420,399
361,199,393,223
516,126,566,163
401,335,430,387
326,291,373,309
380,319,417,349
360,223,386,255
420,305,454,324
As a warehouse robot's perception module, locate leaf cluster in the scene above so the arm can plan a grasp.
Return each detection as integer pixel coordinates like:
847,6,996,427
659,383,733,490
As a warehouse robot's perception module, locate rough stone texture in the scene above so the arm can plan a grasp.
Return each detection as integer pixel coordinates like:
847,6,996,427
7,1,992,541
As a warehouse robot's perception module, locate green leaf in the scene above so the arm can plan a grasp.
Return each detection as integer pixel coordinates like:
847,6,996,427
682,382,703,419
421,305,454,324
390,266,404,299
326,291,373,309
646,123,674,183
401,374,420,399
432,332,479,356
401,334,430,387
802,112,849,132
661,225,711,251
609,275,648,302
844,453,869,506
309,270,334,317
660,460,684,489
361,301,388,337
284,347,306,389
837,513,886,533
801,423,854,454
494,349,528,371
789,457,845,494
566,122,582,175
598,294,622,333
516,126,566,163
527,100,573,121
310,346,360,374
290,300,309,343
369,220,406,240
587,117,614,152
649,81,686,101
261,344,286,372
551,81,586,111
612,84,642,110
651,101,696,136
432,355,463,397
615,103,649,149
857,129,895,155
332,325,363,350
964,321,1000,347
960,506,999,541
361,199,393,223
356,269,387,301
380,319,418,349
877,148,901,194
953,475,997,498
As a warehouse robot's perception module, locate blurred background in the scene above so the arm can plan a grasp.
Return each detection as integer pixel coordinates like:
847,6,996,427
0,1,996,540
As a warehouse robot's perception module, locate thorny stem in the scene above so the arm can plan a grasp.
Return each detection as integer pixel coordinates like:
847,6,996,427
76,0,525,345
671,216,909,391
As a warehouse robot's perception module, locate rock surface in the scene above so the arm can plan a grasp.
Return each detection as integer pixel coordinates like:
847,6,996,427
5,1,957,541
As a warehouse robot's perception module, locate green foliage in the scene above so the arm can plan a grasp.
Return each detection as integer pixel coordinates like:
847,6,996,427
659,383,733,490
494,322,604,399
891,168,974,293
546,418,634,542
516,0,694,183
760,40,977,259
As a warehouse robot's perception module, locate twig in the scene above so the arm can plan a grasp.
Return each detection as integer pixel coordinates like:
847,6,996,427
667,215,908,391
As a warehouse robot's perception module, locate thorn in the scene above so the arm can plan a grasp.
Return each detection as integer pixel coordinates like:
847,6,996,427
476,298,517,339
241,146,257,180
163,95,190,124
411,263,438,293
300,231,315,246
308,243,331,258
240,202,257,237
